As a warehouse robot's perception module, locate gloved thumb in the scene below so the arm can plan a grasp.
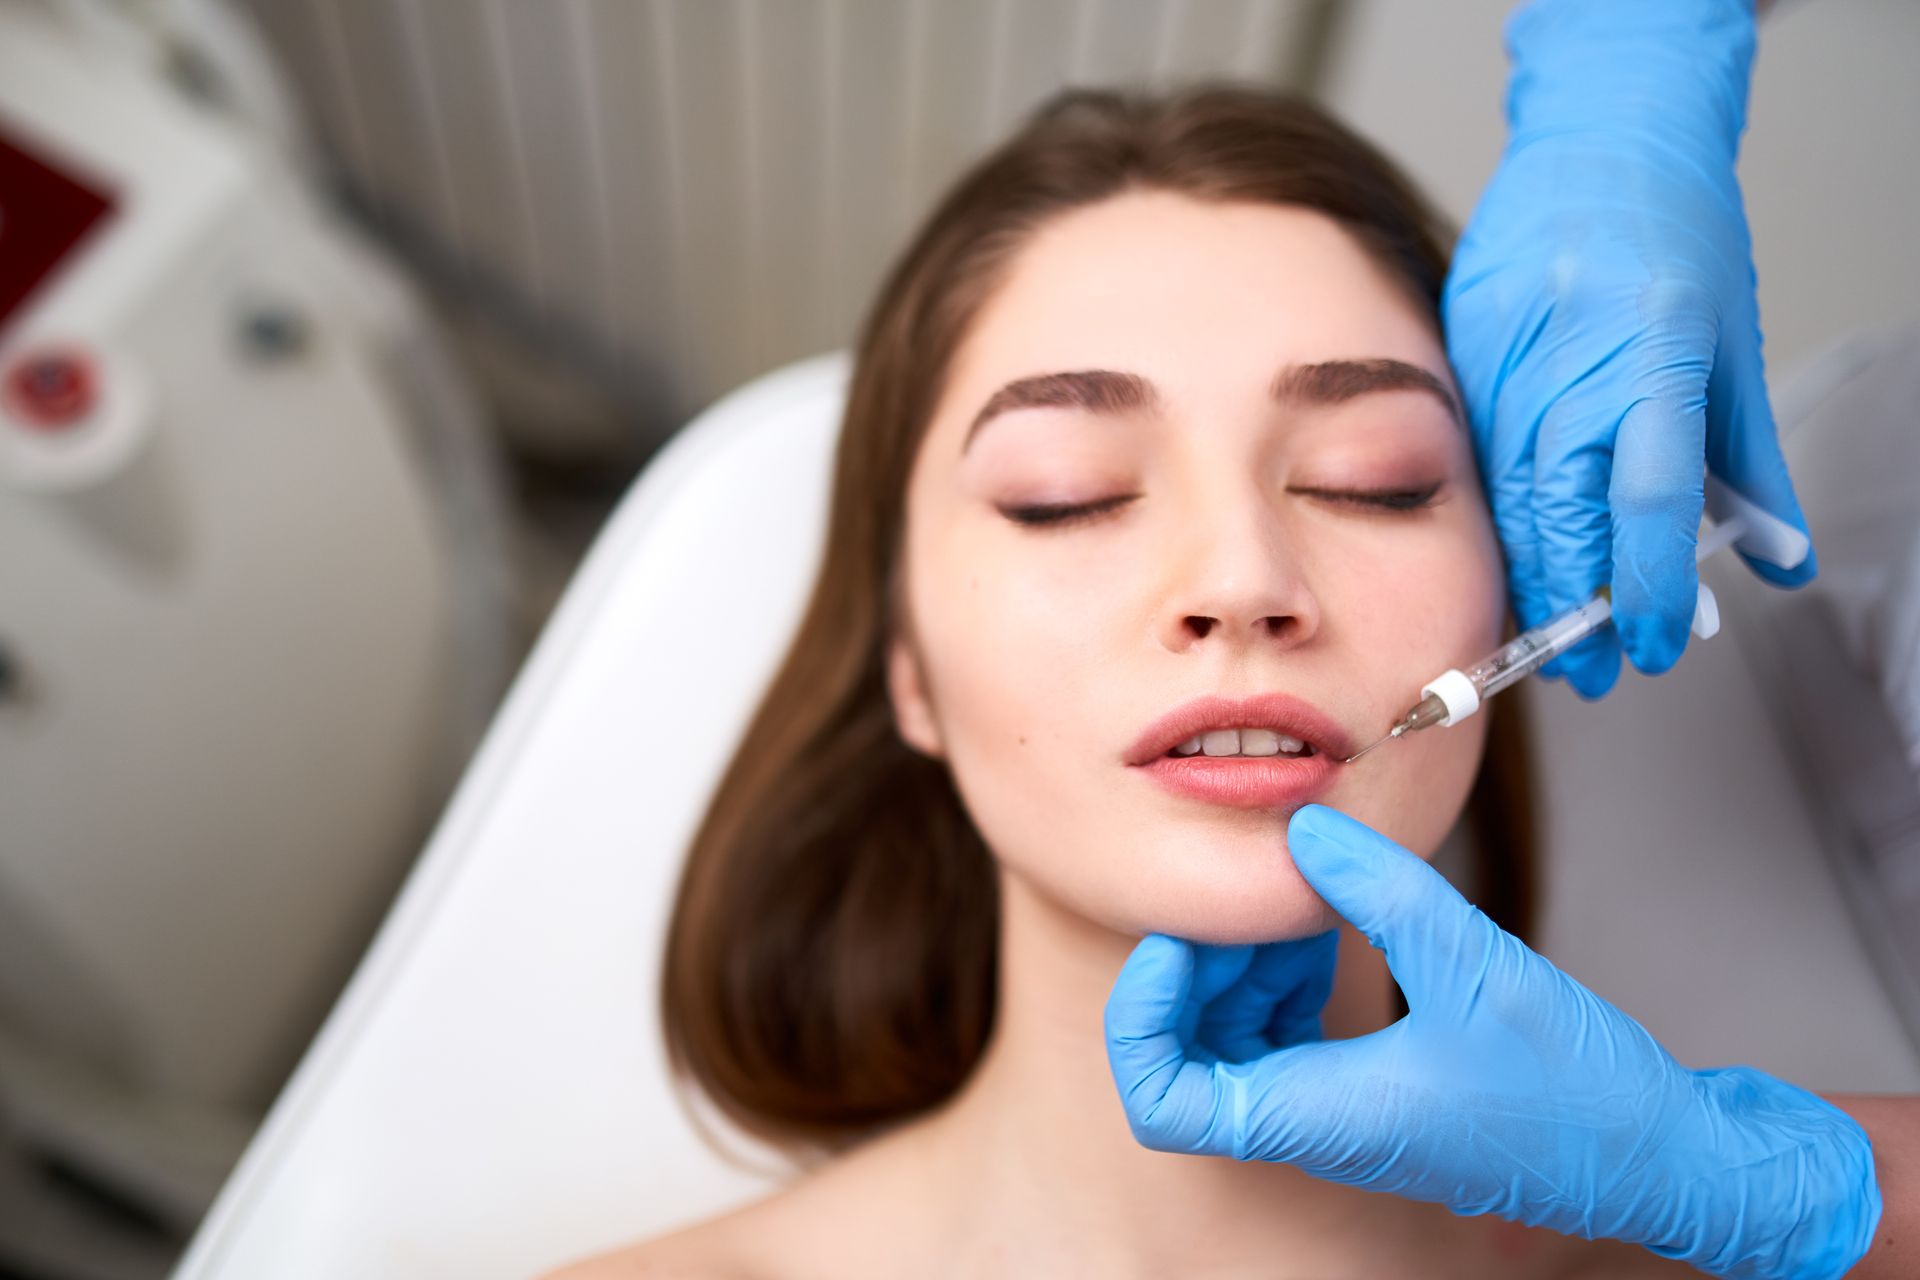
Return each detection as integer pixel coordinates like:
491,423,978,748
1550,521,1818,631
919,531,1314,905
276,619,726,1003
1286,804,1512,1018
1706,330,1819,591
1104,931,1364,1162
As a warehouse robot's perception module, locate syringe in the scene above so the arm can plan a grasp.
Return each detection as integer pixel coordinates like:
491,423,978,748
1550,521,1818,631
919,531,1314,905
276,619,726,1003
1341,478,1812,765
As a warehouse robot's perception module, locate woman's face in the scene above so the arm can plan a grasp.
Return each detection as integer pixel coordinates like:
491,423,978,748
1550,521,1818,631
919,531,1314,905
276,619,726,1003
886,190,1506,943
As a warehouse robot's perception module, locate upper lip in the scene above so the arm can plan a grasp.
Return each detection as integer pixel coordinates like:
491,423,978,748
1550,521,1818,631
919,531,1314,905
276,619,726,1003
1125,691,1355,765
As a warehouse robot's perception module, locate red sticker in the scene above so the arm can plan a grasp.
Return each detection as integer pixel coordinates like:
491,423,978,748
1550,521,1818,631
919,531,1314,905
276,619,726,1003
3,346,98,429
0,125,119,337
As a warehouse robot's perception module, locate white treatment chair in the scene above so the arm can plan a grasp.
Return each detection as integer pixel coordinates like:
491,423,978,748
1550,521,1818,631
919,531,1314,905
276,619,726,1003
176,344,1920,1279
174,353,852,1279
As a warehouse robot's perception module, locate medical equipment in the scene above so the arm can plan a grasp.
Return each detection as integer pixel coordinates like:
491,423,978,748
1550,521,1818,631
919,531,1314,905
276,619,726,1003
0,6,515,1272
1343,477,1814,764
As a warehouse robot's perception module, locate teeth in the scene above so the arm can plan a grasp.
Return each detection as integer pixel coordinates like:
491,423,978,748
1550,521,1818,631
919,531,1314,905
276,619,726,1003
1240,729,1283,756
1172,729,1312,758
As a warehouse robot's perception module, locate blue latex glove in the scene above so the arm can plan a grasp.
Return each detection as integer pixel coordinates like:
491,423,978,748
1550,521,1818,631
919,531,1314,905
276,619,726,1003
1105,805,1882,1279
1443,0,1817,698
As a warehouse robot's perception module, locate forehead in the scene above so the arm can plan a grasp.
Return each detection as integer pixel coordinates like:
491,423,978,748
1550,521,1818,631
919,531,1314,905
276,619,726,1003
941,190,1445,425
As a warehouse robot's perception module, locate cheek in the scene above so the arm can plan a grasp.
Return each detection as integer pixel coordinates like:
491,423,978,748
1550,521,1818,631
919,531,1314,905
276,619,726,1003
908,528,1101,779
1347,709,1492,865
1335,507,1506,672
915,519,1115,704
1321,519,1506,857
907,531,1184,923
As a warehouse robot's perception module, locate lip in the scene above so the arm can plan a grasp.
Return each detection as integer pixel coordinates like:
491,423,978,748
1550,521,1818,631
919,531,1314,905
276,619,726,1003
1125,691,1352,811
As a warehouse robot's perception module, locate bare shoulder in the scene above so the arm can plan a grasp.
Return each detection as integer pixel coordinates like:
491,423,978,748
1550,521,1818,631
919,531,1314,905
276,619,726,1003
534,1128,934,1280
532,1193,783,1280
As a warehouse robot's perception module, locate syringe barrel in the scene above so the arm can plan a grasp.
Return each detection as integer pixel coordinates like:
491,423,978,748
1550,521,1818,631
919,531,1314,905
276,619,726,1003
1466,594,1613,700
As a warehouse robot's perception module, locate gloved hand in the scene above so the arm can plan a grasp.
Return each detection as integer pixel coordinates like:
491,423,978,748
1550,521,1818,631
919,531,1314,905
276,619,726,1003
1104,804,1882,1280
1443,0,1816,698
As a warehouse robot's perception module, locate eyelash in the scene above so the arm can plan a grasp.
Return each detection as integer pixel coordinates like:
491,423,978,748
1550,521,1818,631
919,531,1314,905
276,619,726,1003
1001,484,1441,528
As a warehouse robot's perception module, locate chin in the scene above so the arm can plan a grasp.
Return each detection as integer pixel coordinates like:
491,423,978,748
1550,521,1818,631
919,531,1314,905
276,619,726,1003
1138,885,1338,946
1086,839,1343,945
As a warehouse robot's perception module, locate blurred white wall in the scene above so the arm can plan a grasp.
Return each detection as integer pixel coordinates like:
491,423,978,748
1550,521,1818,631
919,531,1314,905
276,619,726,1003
240,0,1325,457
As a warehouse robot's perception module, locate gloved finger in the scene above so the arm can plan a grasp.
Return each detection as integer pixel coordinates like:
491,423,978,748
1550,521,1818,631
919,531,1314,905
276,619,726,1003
1481,390,1552,652
1105,933,1200,1121
1704,328,1818,590
1117,1029,1375,1162
1231,1030,1418,1173
1610,391,1707,678
1285,805,1505,1019
1189,942,1256,1003
1531,389,1624,698
1195,931,1338,1060
1180,943,1256,1056
1465,331,1569,681
1104,933,1320,1159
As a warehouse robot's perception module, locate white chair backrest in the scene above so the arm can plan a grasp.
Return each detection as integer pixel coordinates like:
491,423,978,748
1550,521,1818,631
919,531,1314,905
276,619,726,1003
177,353,852,1279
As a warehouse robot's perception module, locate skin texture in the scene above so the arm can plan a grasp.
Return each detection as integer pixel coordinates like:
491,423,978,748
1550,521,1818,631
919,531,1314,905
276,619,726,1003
544,192,1691,1279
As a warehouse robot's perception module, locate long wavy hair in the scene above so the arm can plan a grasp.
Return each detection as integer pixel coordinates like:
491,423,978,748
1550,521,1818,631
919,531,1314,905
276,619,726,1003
661,83,1539,1165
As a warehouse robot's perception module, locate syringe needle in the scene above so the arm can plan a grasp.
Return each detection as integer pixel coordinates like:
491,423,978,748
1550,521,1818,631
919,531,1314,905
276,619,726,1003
1340,731,1397,765
1344,725,1420,767
1339,692,1450,764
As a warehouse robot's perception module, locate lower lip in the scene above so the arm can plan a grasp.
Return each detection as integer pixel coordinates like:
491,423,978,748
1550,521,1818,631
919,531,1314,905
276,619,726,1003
1134,751,1338,809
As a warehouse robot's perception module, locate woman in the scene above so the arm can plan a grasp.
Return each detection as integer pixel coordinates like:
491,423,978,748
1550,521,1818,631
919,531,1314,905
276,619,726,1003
549,84,1682,1277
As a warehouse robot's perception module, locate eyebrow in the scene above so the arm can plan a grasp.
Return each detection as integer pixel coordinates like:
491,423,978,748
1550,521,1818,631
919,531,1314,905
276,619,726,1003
960,358,1462,453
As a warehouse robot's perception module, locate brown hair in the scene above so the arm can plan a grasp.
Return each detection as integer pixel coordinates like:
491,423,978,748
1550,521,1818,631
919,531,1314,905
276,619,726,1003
661,83,1538,1164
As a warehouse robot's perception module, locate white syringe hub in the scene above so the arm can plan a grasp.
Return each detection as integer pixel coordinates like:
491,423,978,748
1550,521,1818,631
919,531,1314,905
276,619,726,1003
1420,668,1481,727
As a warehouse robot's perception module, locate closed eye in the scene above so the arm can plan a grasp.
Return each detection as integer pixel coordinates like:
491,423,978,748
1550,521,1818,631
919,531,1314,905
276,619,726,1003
1289,483,1442,512
1000,484,1441,529
999,494,1139,527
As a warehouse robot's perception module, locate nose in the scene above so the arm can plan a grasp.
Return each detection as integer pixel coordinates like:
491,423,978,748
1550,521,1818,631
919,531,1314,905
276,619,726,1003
1154,486,1322,655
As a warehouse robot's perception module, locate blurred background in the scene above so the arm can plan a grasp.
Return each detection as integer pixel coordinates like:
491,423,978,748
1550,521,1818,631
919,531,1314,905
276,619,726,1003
1,0,1916,1276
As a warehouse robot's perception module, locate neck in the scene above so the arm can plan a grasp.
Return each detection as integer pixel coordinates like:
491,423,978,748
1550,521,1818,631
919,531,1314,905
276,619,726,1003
911,865,1416,1278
